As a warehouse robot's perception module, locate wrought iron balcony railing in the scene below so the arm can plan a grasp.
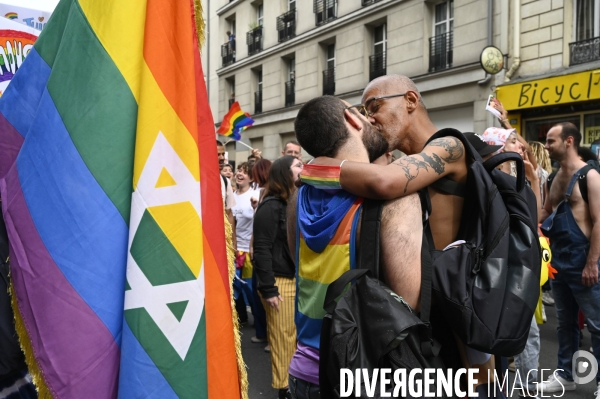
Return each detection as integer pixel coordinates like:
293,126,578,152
314,0,337,26
369,51,386,81
362,0,383,6
323,68,335,95
569,36,600,66
277,10,296,43
285,80,295,107
254,91,262,114
429,32,453,72
247,26,263,56
221,42,235,67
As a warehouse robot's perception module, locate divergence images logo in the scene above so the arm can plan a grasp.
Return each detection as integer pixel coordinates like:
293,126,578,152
573,350,598,385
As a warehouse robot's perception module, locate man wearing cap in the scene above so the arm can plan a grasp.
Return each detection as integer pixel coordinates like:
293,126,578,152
464,132,503,160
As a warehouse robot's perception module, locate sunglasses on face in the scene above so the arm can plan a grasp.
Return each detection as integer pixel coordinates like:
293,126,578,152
345,93,408,117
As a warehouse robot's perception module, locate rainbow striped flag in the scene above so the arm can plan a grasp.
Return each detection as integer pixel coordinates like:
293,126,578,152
300,164,343,190
0,0,241,398
217,101,254,140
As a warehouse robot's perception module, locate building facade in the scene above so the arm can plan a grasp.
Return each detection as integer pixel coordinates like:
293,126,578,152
203,0,599,163
496,0,600,149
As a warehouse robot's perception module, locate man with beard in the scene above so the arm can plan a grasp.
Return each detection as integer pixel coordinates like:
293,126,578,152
304,76,502,396
286,96,423,398
539,122,600,395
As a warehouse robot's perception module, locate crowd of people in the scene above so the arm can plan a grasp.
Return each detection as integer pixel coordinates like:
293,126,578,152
217,74,600,399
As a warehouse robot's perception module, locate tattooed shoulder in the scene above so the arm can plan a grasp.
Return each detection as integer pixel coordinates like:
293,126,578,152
427,137,464,163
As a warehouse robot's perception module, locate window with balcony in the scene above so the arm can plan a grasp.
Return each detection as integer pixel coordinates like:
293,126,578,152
247,27,263,56
570,0,600,65
285,59,295,107
255,70,263,114
429,0,453,72
323,44,335,95
314,0,337,26
223,18,236,67
369,24,386,81
362,0,383,6
247,5,263,56
277,9,296,42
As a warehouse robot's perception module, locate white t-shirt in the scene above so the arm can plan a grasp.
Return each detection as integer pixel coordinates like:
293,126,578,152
232,188,260,252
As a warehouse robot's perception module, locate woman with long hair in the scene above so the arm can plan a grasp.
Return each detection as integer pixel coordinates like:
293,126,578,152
253,156,301,399
248,158,272,347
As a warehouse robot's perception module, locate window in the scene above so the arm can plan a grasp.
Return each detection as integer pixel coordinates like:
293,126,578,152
228,77,235,108
374,24,387,55
247,5,263,56
277,6,296,43
315,0,337,26
255,70,263,114
326,44,335,71
323,44,335,95
257,3,264,27
223,17,236,66
429,0,454,71
370,24,387,81
286,59,295,107
570,0,600,65
434,0,453,37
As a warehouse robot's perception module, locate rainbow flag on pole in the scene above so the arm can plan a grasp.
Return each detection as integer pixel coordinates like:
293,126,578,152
217,101,254,140
0,0,241,398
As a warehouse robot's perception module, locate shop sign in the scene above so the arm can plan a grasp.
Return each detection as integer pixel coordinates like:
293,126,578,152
480,46,504,75
585,126,600,144
496,70,600,111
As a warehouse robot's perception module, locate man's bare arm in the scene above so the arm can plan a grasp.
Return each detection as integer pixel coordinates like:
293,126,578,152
312,137,466,200
380,194,423,310
584,170,600,286
287,190,298,266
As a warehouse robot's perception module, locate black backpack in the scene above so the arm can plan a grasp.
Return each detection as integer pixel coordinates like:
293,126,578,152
319,199,453,399
423,129,541,356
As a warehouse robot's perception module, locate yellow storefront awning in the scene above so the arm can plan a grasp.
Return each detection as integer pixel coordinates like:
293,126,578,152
496,69,600,111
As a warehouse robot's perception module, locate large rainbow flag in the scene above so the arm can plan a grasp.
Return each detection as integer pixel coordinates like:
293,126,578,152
217,101,254,140
0,0,241,398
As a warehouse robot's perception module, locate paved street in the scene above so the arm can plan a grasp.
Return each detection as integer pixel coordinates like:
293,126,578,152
242,303,598,399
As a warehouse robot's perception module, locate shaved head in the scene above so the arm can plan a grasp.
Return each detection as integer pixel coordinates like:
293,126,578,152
364,75,426,110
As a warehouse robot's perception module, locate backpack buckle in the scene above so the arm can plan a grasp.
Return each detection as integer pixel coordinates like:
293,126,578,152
420,338,442,357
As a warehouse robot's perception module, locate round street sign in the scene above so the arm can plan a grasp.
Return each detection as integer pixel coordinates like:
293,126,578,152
480,46,504,75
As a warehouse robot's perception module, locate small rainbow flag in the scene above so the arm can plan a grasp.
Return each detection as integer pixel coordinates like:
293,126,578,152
300,164,342,190
217,101,254,140
4,12,18,20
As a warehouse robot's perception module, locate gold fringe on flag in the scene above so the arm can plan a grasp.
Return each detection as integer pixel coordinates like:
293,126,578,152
193,0,206,49
9,274,54,399
224,210,249,399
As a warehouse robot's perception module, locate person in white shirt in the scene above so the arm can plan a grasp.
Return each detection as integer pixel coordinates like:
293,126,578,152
232,162,260,324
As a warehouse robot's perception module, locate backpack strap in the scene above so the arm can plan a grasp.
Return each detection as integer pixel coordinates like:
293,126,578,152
565,165,593,200
358,199,384,279
483,152,526,192
430,177,466,197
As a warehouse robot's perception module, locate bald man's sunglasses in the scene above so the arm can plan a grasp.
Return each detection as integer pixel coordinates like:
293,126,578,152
345,93,407,117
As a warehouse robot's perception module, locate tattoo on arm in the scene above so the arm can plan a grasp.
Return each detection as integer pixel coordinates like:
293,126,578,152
393,137,464,193
428,137,464,163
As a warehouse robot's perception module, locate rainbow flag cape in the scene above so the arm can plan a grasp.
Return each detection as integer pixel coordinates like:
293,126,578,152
217,101,254,140
300,164,343,190
0,0,241,398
